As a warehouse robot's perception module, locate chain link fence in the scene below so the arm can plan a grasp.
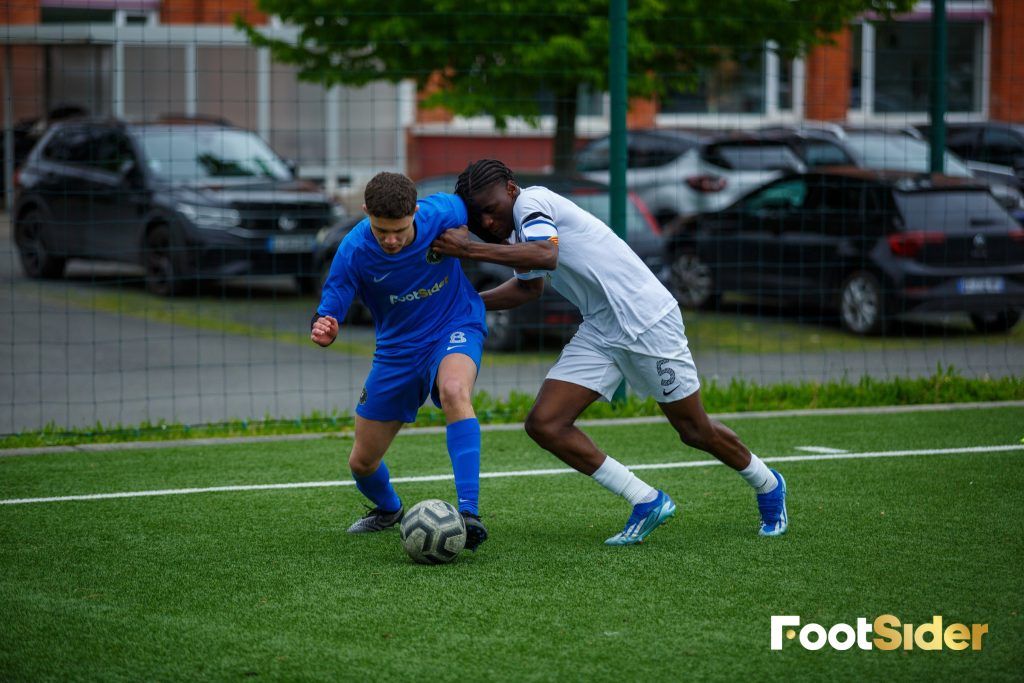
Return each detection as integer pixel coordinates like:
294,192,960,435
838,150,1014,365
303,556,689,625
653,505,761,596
1,1,1021,435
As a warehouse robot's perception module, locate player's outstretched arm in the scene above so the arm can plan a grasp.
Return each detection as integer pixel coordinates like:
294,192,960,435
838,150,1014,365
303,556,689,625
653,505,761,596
480,277,544,311
431,228,557,271
310,315,339,347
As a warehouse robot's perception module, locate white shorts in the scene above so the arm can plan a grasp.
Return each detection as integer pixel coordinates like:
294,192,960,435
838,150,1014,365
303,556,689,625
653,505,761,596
547,308,700,403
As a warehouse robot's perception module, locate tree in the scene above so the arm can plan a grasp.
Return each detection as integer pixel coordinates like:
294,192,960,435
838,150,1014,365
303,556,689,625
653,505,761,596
239,0,914,173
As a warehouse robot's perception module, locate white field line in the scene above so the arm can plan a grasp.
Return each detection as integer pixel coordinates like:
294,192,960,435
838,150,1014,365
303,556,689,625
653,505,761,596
2,444,1022,507
3,400,1022,458
794,446,850,454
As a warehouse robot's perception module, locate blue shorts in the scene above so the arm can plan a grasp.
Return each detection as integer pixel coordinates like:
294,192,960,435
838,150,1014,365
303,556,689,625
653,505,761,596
356,325,486,423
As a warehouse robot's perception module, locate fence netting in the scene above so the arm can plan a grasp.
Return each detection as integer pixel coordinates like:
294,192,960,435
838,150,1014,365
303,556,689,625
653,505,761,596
1,1,1021,435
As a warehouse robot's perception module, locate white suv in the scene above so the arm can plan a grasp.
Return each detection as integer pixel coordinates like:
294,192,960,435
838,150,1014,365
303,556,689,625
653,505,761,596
577,130,806,226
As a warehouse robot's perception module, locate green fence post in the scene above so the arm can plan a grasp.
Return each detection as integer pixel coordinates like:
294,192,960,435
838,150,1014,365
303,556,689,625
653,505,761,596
929,0,947,174
610,0,628,406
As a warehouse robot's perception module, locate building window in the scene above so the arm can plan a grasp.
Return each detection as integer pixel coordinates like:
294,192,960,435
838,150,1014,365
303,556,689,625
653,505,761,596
41,8,116,23
850,24,863,110
46,46,112,117
777,55,794,112
40,6,156,25
660,51,766,114
196,47,258,131
857,19,983,114
124,47,185,121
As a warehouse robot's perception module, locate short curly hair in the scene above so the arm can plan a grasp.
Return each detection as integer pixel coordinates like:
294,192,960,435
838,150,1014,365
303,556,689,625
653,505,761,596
454,159,516,243
364,172,417,219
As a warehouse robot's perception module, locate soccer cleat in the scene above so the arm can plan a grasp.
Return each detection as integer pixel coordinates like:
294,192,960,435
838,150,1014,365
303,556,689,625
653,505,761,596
604,490,677,546
346,504,404,533
461,512,489,551
757,470,788,537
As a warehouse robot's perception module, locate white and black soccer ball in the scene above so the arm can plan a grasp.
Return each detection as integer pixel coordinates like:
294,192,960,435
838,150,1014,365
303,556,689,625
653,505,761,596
400,499,466,565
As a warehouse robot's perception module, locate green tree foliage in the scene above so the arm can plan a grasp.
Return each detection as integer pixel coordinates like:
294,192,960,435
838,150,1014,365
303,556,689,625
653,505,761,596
239,1,914,171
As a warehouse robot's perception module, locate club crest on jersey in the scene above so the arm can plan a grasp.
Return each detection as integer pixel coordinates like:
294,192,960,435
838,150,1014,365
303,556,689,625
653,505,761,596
425,249,443,264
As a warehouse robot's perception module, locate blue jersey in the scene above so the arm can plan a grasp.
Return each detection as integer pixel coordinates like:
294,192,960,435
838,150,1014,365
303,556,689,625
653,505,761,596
317,193,486,360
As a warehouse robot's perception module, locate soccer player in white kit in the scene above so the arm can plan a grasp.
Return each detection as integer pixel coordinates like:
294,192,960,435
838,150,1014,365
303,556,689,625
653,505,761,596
431,160,788,545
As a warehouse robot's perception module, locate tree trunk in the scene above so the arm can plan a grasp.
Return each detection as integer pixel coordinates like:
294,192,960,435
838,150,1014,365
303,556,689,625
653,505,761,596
553,87,578,174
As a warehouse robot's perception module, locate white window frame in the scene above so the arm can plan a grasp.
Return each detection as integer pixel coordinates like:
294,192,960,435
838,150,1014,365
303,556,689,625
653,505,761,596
847,3,991,125
655,42,804,130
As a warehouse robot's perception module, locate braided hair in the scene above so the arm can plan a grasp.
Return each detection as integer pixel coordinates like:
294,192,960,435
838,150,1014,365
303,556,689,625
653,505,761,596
454,159,515,243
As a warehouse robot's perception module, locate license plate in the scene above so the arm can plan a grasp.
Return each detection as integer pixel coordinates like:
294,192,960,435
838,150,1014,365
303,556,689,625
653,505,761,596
957,277,1005,295
267,235,315,253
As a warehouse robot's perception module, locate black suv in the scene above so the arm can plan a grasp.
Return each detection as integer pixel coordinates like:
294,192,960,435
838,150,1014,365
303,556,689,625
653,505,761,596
13,119,344,295
667,169,1024,334
919,122,1024,190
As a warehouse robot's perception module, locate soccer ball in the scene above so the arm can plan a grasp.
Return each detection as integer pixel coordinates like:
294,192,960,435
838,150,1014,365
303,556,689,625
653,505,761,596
400,499,466,564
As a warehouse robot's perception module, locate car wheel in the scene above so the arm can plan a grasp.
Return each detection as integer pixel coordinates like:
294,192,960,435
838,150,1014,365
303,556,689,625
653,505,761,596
969,309,1021,334
839,271,886,335
15,209,65,279
143,225,185,296
485,308,518,351
669,250,717,310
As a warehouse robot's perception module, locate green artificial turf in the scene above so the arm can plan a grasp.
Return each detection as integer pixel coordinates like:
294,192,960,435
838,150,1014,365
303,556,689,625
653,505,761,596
1,407,1022,681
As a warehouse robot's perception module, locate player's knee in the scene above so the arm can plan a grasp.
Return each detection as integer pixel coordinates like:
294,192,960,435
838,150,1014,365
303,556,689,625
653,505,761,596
524,411,561,447
674,416,710,449
348,451,377,477
438,378,472,411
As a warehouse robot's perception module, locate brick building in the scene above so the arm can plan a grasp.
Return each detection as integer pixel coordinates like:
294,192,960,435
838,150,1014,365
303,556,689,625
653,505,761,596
2,0,1021,182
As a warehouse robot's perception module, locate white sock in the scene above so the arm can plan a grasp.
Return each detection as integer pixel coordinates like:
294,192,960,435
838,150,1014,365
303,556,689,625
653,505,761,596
592,455,658,506
739,454,778,494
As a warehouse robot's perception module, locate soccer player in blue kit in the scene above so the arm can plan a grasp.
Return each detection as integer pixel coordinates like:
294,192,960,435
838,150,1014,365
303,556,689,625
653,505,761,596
311,172,489,550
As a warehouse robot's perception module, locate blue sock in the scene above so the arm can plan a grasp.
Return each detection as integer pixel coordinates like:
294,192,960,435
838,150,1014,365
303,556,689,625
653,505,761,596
353,461,401,513
447,417,481,515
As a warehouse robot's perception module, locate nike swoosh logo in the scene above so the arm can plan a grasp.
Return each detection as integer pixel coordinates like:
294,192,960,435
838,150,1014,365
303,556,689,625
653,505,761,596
372,273,390,283
446,345,465,351
663,385,680,396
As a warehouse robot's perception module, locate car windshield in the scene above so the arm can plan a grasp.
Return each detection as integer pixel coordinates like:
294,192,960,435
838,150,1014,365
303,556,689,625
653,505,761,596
704,143,802,171
135,128,291,181
576,134,694,172
843,134,972,176
800,140,855,167
895,190,1014,232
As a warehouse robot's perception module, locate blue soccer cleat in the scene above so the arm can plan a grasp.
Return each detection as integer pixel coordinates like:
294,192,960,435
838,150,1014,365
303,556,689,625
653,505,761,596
757,470,788,537
605,490,677,546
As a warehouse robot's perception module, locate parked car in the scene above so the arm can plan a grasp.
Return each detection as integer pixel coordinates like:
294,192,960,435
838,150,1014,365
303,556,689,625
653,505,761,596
759,126,1024,222
313,173,665,350
838,129,1024,221
577,130,806,226
13,118,345,295
0,104,89,201
918,122,1024,190
749,127,858,169
666,169,1024,335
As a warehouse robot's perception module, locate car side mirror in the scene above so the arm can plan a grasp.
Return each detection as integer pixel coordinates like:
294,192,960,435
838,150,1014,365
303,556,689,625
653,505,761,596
117,158,138,184
284,159,299,177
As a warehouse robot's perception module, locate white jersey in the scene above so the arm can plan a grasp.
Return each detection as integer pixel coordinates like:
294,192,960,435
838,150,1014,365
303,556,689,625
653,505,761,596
510,186,678,343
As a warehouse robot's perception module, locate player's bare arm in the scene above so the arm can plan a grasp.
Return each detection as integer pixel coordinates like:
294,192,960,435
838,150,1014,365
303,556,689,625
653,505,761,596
480,276,544,311
431,228,557,271
310,315,339,347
